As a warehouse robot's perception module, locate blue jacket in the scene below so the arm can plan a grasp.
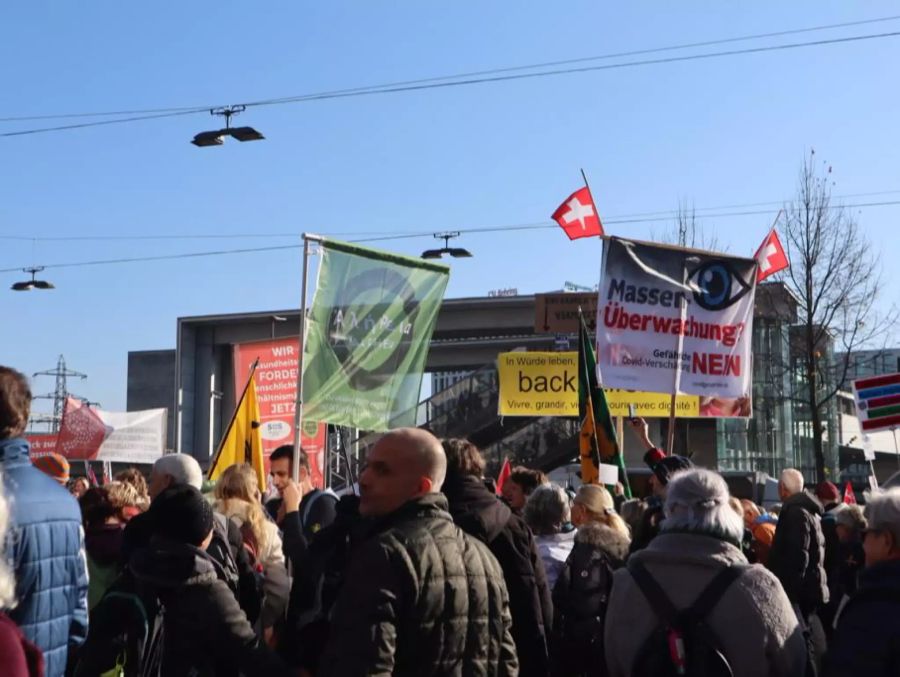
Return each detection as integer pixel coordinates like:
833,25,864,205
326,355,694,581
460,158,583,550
1,438,89,677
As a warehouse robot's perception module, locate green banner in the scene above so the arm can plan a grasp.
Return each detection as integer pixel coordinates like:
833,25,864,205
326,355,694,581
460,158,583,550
302,239,450,431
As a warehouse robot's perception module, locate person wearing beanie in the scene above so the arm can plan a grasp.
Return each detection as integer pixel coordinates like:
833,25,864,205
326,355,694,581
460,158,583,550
126,485,288,676
551,485,631,676
604,468,807,677
31,452,70,485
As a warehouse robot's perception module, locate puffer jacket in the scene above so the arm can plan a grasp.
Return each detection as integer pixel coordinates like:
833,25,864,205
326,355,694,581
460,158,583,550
550,522,630,677
129,539,288,677
604,531,807,677
767,490,829,614
318,493,519,677
1,438,88,677
444,474,552,677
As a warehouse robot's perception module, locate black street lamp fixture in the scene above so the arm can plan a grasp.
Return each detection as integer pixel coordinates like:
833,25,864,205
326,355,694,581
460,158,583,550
191,105,265,147
421,232,473,259
11,267,55,291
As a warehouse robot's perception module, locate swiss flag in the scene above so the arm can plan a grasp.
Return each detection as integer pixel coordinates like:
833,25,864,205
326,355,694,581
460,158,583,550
754,229,789,282
552,187,603,239
843,481,858,505
56,397,111,460
496,457,512,496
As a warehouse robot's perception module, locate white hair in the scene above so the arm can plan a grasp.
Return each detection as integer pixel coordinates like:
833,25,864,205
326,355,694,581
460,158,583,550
779,468,804,496
524,483,571,535
864,488,900,547
0,477,17,609
831,503,867,532
662,468,744,545
153,454,202,490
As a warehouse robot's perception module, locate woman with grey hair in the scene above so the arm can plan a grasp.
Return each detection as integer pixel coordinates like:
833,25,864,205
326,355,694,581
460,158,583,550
826,488,900,676
604,468,806,677
525,483,576,589
0,476,45,675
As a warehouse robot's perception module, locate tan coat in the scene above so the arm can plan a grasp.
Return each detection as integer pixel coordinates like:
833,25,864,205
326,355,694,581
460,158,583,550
604,532,807,677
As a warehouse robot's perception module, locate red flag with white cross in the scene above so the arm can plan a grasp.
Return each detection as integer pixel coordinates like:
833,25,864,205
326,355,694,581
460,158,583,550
552,187,603,240
754,229,789,282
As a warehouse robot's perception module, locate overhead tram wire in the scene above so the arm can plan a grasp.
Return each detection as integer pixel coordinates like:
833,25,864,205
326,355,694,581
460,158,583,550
2,198,899,243
2,14,899,124
3,199,900,273
2,29,900,138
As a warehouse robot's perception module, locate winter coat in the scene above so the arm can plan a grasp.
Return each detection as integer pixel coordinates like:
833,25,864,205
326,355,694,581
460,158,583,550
84,523,125,610
825,558,900,676
216,499,286,570
318,493,519,677
1,438,88,677
129,539,288,677
550,522,630,677
535,529,576,590
0,612,44,677
604,531,807,677
767,490,829,614
443,474,553,677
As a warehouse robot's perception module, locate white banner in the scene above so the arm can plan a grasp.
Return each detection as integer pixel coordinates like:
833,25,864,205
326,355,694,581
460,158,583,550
596,238,756,399
57,397,167,464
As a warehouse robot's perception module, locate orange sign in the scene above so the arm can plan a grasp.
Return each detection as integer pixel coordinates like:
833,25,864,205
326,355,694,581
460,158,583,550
233,338,327,488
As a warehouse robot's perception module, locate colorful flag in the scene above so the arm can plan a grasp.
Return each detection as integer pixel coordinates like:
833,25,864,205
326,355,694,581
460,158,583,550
303,239,450,431
552,187,603,240
578,313,631,497
843,481,857,505
754,229,789,282
208,360,266,491
86,462,99,488
57,397,110,460
496,457,512,496
853,372,900,433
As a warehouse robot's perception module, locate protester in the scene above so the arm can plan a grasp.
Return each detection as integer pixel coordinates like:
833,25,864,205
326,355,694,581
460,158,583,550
767,468,829,672
605,468,807,677
67,477,90,499
729,496,757,561
0,477,44,677
318,428,518,676
215,463,290,636
129,484,288,676
31,452,70,486
740,498,777,565
441,438,552,677
815,481,842,511
618,497,646,536
825,488,900,676
115,467,150,510
820,502,866,638
81,481,143,610
0,366,88,677
266,445,337,568
525,483,577,589
551,484,630,677
501,465,547,513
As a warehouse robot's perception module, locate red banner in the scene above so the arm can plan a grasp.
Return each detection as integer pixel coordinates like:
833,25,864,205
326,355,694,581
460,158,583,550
24,433,58,457
233,338,327,488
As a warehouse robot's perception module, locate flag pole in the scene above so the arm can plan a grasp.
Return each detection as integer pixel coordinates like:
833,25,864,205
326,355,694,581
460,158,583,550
667,260,690,455
208,359,259,477
292,234,314,483
579,168,602,234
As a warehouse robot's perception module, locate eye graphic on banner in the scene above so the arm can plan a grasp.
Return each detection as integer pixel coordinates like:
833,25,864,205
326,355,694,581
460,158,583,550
688,260,753,311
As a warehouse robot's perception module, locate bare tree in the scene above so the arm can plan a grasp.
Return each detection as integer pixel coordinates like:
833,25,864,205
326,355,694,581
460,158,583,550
656,199,724,251
780,150,898,481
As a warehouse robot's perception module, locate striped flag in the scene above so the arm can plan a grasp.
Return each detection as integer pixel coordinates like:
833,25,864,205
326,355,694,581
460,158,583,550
852,372,900,433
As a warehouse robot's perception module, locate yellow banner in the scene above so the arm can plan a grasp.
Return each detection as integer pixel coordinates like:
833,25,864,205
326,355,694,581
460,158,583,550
498,352,712,418
498,352,578,416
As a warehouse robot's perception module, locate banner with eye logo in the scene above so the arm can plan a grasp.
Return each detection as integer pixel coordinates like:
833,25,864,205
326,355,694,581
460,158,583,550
596,237,757,400
302,239,450,431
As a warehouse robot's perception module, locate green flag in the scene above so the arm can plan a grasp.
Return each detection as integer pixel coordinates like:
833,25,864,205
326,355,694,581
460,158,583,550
579,312,632,498
303,239,450,431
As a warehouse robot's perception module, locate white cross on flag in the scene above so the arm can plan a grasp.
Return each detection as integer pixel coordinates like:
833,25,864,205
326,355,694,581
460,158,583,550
552,187,603,240
754,228,789,282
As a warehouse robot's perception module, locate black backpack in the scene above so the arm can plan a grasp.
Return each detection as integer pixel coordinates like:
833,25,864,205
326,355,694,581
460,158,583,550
628,560,747,677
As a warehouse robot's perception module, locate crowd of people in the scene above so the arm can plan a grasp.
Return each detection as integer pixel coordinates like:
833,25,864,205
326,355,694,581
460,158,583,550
2,363,900,675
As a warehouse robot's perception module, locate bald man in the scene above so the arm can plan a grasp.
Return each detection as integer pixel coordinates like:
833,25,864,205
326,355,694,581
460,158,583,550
319,428,518,677
768,468,829,672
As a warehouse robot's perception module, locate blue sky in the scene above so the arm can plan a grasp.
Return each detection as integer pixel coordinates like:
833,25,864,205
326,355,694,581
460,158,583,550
3,2,899,417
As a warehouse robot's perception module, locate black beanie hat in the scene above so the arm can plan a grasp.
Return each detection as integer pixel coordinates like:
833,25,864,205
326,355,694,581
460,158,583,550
644,449,693,486
149,484,214,546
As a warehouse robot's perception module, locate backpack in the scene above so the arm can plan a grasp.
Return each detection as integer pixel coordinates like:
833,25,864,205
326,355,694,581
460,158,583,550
628,560,747,677
209,512,264,626
301,489,339,535
73,571,163,677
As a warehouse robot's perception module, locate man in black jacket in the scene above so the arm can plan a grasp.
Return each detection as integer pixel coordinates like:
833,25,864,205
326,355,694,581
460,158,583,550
767,468,829,673
319,428,518,677
442,438,552,677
